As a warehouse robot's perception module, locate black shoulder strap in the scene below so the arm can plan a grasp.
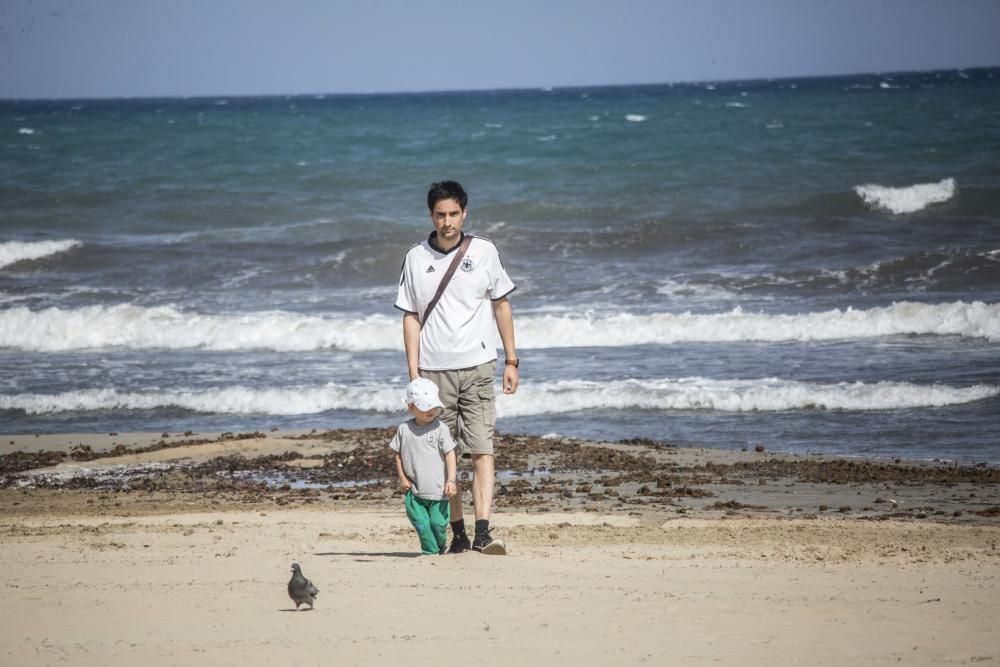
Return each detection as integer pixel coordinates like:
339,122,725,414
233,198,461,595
422,234,473,325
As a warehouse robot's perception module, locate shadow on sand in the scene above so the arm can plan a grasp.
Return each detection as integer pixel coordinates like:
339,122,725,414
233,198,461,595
314,551,423,560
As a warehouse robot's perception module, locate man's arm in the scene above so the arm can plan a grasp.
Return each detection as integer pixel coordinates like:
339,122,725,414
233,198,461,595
492,296,519,394
402,312,421,380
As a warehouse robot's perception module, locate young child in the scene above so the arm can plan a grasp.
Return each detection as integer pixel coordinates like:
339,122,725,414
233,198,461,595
389,378,458,555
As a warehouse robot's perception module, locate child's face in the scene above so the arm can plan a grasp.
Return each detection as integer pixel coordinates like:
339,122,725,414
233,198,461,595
408,403,439,425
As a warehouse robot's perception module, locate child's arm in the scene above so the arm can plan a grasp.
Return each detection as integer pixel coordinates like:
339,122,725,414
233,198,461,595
444,449,457,498
395,452,412,491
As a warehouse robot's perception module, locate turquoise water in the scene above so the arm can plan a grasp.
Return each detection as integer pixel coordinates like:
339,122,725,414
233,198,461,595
2,69,999,461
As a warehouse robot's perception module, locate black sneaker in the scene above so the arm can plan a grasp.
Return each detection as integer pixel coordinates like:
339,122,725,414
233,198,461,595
472,530,507,555
448,532,471,554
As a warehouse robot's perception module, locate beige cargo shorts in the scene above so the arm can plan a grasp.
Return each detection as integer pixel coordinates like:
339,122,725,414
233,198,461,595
420,360,496,459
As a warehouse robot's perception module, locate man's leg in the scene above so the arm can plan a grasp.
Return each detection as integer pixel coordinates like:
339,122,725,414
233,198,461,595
470,451,504,553
457,362,504,554
447,467,464,522
471,453,494,521
420,368,470,552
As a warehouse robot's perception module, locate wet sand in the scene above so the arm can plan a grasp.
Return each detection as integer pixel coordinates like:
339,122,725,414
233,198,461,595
2,430,999,665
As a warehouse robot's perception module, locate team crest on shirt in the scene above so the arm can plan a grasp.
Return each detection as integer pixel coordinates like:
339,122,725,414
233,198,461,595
426,433,438,445
460,258,475,272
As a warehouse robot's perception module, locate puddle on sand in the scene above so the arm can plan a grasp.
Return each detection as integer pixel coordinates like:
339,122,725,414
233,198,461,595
225,471,382,490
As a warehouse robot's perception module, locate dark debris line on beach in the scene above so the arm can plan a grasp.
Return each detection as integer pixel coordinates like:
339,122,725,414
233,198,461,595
2,430,999,520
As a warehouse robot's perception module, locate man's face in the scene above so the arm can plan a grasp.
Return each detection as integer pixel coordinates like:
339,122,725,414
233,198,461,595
430,197,466,244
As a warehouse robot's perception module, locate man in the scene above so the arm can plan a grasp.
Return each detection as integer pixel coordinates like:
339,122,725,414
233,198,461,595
395,180,519,555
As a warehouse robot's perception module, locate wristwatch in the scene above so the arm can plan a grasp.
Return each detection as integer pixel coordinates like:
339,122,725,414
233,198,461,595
505,358,519,368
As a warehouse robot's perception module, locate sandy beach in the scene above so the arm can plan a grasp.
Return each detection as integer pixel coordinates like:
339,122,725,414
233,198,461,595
2,430,999,665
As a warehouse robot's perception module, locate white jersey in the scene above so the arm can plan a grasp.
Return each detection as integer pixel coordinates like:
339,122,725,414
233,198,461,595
395,233,515,371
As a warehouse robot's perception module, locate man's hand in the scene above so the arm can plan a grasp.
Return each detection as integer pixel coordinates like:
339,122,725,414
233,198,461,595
445,480,457,498
503,364,519,394
492,297,518,394
399,477,412,492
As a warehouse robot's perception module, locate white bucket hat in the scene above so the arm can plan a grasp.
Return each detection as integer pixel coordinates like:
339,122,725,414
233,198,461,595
405,377,444,412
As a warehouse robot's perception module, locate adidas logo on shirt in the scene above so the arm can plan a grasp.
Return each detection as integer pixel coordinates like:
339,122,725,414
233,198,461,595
426,266,436,273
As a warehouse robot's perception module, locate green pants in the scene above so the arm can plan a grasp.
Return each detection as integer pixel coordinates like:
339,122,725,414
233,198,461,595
404,491,451,555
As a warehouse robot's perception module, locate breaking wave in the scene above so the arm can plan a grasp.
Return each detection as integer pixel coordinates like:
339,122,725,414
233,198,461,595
1,301,998,352
0,239,81,270
0,304,400,352
0,385,401,416
854,178,956,214
518,301,1000,346
499,377,998,416
2,378,995,416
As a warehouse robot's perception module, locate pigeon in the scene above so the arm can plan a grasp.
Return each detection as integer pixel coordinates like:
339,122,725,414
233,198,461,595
287,562,319,610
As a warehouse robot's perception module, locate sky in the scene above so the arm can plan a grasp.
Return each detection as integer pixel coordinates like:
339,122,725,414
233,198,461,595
1,0,999,99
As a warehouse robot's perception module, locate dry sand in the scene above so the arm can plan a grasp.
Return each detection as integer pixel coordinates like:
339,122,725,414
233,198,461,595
2,430,999,666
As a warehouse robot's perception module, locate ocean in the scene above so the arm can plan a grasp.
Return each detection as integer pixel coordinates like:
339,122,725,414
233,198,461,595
2,69,999,462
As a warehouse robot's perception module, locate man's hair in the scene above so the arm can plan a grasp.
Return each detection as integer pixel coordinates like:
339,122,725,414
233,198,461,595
427,181,468,211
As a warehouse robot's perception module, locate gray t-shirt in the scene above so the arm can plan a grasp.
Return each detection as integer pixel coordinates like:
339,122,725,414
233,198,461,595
388,418,457,500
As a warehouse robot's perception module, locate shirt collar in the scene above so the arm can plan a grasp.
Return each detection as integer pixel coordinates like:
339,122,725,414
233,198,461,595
427,231,466,255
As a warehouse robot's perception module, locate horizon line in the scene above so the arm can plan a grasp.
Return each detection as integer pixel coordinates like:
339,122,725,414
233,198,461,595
1,64,997,103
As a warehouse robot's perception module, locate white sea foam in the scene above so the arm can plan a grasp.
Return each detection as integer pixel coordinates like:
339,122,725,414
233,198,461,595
3,378,995,417
625,114,647,122
0,239,81,269
0,385,402,416
516,301,1000,347
654,279,736,301
2,301,998,353
855,178,956,214
0,305,400,352
497,378,999,417
18,127,35,135
725,102,748,108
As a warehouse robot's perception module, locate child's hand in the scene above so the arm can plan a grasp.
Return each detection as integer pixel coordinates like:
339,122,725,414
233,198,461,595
445,480,457,498
400,477,412,492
